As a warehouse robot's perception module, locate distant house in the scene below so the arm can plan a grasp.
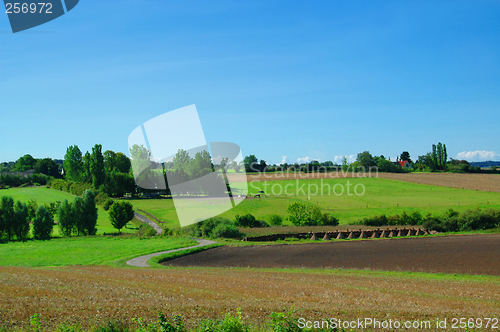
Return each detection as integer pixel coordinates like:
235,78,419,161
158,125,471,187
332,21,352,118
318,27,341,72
397,160,412,169
0,169,36,177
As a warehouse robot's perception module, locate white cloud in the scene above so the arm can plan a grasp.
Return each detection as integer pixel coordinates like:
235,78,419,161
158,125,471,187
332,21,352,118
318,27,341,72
333,155,357,164
280,156,288,164
296,156,319,164
456,151,500,162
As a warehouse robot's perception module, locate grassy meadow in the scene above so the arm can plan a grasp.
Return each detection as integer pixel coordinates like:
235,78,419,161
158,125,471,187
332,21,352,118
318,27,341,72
0,187,135,235
0,236,197,267
129,177,500,226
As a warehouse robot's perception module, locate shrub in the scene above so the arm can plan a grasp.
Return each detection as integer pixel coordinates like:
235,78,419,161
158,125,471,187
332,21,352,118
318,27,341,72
137,223,157,237
211,222,244,239
190,217,244,239
286,202,337,226
269,307,301,332
234,214,269,228
268,214,283,226
318,213,339,226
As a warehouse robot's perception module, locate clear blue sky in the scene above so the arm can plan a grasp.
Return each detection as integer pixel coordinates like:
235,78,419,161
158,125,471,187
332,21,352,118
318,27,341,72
1,0,499,164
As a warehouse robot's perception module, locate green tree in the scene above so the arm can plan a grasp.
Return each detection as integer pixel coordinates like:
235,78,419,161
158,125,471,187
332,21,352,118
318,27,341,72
27,200,38,221
104,150,117,173
57,200,75,236
13,201,30,241
34,158,60,177
73,197,85,236
0,196,15,241
356,151,376,169
172,149,191,171
115,152,132,174
82,151,92,183
243,155,259,172
341,156,349,171
33,205,53,240
81,190,98,235
430,142,447,171
108,201,134,232
90,144,105,190
64,146,83,182
399,151,412,163
12,154,37,172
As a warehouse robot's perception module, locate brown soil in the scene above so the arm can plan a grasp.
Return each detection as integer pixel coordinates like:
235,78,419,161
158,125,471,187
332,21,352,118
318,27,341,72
3,260,500,330
228,172,500,192
163,234,500,276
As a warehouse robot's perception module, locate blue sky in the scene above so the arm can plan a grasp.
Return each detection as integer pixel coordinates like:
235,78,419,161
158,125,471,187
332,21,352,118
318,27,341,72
1,0,499,164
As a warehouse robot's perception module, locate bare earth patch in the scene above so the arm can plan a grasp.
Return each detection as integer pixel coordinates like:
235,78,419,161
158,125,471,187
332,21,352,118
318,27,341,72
164,234,500,276
228,172,500,192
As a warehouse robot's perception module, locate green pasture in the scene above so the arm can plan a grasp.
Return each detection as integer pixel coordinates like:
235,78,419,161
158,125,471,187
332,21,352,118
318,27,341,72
129,177,500,226
0,236,197,267
0,187,134,235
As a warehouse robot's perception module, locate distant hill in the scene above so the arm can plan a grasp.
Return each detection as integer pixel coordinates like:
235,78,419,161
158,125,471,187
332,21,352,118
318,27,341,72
470,161,500,168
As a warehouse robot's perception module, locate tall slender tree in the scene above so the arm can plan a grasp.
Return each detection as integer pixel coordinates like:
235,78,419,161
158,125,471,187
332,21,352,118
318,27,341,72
90,144,105,190
13,201,30,241
81,190,98,235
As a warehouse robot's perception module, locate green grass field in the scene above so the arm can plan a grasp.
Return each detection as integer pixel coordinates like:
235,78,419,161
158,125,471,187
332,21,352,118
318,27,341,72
129,177,500,226
0,187,135,235
0,236,197,267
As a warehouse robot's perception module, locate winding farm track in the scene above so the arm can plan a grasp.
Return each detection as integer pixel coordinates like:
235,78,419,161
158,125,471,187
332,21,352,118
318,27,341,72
126,238,217,267
227,172,500,192
162,234,500,276
134,212,164,235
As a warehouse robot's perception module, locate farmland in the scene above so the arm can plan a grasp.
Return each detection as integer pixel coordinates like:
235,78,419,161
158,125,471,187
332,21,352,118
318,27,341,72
1,264,499,330
164,234,500,276
130,176,500,226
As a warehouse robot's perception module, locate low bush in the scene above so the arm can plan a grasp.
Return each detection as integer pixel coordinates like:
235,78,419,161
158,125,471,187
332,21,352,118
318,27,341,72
268,214,283,226
137,223,157,237
286,202,339,227
234,214,269,228
189,217,244,239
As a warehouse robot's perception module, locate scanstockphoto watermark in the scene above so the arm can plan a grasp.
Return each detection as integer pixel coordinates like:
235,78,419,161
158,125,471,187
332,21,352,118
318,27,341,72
247,163,379,198
298,317,499,330
248,163,380,179
250,179,366,199
3,0,80,33
298,317,433,330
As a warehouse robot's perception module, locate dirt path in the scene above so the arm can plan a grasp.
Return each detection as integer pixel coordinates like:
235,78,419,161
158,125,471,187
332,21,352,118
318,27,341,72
134,212,164,235
162,234,500,276
126,238,217,267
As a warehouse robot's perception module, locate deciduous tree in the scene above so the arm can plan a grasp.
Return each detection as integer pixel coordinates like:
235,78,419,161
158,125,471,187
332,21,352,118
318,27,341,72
109,201,134,232
64,145,83,182
33,205,53,240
